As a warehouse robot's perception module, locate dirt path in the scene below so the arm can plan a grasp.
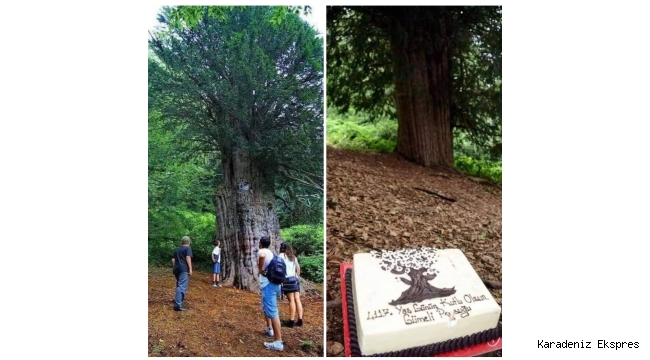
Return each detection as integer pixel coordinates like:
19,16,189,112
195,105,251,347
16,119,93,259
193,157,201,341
325,147,502,356
148,267,324,357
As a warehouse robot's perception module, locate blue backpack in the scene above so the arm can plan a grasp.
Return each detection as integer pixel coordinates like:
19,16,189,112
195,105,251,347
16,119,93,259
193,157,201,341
265,254,287,285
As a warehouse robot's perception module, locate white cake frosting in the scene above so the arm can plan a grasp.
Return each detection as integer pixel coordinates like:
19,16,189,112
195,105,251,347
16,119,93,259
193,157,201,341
352,248,501,355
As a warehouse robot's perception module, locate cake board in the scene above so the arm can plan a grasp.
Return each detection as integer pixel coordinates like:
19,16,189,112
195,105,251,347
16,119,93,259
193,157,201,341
340,263,502,357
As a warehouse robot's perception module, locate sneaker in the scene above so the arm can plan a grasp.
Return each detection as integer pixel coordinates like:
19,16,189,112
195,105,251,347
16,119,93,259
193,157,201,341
296,319,303,326
264,340,284,351
217,283,222,288
212,282,217,287
174,307,187,311
265,327,274,337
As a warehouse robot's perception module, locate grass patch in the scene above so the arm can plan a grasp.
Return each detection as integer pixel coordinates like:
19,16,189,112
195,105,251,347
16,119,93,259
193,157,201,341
152,340,164,356
455,156,502,184
300,339,315,351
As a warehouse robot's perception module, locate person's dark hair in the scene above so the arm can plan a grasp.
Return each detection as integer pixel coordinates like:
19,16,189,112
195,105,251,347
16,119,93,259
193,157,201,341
260,236,271,249
280,242,295,261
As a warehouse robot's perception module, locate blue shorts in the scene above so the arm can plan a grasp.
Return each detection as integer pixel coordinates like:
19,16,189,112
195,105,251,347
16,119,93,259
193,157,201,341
213,263,221,274
261,283,281,319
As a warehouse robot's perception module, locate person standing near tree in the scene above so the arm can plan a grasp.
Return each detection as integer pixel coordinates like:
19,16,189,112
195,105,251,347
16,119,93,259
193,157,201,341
171,236,193,311
212,240,222,287
279,242,303,327
258,236,284,351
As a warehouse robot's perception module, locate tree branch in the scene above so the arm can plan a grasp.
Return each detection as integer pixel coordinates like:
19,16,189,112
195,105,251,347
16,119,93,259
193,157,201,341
275,193,290,209
414,187,456,202
278,162,323,181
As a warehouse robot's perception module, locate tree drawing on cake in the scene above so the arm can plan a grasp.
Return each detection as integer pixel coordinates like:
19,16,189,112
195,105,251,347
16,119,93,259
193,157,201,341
371,248,456,306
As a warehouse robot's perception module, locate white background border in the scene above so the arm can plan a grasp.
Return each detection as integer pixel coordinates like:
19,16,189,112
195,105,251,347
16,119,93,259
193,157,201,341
1,1,649,358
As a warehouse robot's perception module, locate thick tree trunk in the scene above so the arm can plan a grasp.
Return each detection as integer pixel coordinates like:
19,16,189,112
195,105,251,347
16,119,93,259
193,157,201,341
215,149,281,292
389,8,454,168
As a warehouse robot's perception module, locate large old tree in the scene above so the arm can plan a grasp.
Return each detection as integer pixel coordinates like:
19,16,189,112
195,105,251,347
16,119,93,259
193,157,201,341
327,6,502,167
149,6,323,291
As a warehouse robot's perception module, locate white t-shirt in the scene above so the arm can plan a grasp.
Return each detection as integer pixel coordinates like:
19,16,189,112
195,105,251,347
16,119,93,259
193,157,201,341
279,253,298,278
259,248,274,289
212,246,221,262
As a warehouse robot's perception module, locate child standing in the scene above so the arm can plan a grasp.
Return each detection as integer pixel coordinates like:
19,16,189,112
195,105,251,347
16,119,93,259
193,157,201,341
212,241,222,287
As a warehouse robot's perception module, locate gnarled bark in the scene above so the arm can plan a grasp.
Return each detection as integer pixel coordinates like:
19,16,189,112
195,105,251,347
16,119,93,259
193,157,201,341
389,8,454,168
215,149,281,292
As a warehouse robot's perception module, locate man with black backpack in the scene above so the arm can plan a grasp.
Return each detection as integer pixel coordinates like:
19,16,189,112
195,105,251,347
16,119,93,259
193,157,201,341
258,235,286,351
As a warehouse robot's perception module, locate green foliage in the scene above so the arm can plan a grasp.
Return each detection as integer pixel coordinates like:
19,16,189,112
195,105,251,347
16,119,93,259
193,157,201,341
452,130,501,182
152,340,164,357
299,255,324,283
453,129,500,162
149,106,219,266
326,108,396,153
276,187,323,228
280,224,323,257
454,156,502,183
164,6,312,29
150,5,323,198
270,6,312,25
300,340,315,351
148,210,216,266
148,110,215,214
326,8,394,121
280,224,323,283
327,6,502,156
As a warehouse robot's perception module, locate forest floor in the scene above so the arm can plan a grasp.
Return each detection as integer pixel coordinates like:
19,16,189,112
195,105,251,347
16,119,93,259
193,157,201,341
325,147,502,357
148,266,324,357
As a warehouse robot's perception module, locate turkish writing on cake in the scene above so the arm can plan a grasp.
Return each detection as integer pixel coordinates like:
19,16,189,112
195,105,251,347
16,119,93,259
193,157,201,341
366,293,490,325
368,248,490,326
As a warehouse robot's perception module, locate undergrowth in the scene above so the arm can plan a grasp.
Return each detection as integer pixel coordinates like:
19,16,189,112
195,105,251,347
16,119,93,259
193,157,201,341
327,108,502,183
326,109,397,153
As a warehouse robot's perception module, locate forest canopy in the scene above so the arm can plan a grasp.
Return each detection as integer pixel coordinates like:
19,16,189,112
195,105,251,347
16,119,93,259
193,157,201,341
327,6,502,164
